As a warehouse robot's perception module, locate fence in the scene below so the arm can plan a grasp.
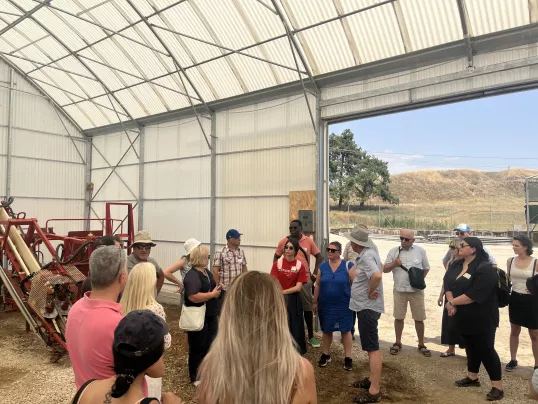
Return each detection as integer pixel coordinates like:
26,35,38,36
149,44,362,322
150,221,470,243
330,205,525,232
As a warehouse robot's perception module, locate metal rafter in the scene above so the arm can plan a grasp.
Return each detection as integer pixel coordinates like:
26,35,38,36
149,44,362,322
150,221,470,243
392,0,413,53
6,0,140,127
8,35,48,54
26,0,189,75
125,0,213,149
456,0,474,67
151,23,308,75
332,0,362,64
187,0,249,93
0,0,49,36
231,0,281,84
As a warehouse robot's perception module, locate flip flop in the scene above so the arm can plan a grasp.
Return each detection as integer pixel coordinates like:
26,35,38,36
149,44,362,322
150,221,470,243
441,351,455,358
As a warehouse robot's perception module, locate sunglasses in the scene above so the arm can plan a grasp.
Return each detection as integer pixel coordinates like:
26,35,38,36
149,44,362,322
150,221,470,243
327,248,340,253
449,246,457,250
289,226,299,231
456,231,466,236
284,245,295,251
460,243,470,249
400,237,412,242
135,244,152,250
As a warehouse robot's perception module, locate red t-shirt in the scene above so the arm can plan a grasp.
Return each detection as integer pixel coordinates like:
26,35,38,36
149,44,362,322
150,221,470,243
270,258,309,290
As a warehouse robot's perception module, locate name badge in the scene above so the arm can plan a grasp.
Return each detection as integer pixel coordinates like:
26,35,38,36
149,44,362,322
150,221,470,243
463,273,471,279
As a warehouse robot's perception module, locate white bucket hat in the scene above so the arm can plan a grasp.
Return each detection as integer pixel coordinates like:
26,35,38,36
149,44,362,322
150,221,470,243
344,226,375,249
184,238,202,255
130,230,156,248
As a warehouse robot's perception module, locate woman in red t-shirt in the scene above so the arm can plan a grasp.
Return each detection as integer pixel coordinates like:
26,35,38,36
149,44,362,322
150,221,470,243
271,237,308,355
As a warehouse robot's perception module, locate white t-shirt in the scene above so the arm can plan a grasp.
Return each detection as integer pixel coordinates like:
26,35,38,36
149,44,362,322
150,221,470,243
385,245,430,293
509,257,537,294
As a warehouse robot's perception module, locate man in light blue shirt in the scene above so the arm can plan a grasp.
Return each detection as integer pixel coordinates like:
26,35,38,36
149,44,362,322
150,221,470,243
345,226,384,403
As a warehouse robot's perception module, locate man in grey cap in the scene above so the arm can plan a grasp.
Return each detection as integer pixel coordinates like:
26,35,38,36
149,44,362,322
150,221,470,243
345,226,384,403
128,230,165,294
442,224,497,269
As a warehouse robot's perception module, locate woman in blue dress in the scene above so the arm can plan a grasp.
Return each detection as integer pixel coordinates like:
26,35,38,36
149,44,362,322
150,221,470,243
313,241,355,371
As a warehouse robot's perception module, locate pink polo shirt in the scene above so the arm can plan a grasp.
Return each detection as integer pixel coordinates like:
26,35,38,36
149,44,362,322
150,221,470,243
65,292,123,388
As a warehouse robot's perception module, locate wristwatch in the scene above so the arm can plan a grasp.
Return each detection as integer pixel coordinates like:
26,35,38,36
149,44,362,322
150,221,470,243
448,300,455,307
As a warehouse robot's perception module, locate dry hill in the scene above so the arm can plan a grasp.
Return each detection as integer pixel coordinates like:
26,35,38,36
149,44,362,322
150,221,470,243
389,168,537,204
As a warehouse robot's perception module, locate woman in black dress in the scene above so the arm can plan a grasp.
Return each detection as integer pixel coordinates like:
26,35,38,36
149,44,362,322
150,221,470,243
443,237,503,401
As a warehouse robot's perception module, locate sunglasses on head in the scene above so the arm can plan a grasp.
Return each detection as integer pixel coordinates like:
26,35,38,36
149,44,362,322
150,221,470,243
400,237,412,242
327,248,340,253
135,244,152,250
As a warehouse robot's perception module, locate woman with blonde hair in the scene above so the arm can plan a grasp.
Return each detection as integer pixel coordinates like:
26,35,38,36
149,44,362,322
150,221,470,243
120,263,171,397
183,245,222,385
197,271,317,404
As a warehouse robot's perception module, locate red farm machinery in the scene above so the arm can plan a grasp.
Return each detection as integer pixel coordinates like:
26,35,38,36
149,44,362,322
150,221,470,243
0,198,134,361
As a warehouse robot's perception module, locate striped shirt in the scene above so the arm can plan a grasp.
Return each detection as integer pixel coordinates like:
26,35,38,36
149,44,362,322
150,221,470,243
213,246,247,289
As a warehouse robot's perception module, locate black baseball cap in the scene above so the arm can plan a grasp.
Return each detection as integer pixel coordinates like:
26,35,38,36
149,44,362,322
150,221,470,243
114,310,168,358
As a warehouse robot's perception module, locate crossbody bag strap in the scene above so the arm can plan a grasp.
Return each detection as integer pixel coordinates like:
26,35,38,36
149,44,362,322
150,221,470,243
533,258,537,277
508,257,514,277
397,247,409,272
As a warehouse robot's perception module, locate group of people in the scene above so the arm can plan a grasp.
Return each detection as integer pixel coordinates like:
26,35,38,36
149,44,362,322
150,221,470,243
62,219,538,403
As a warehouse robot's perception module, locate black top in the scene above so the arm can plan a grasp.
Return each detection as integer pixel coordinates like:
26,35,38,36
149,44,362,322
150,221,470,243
184,268,220,317
443,258,499,335
72,379,159,404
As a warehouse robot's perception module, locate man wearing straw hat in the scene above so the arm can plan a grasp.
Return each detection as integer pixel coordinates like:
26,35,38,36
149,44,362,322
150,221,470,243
127,230,165,295
345,226,384,404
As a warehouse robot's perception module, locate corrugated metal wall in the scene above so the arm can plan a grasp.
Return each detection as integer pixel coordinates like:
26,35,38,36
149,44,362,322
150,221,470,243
88,94,317,296
1,59,87,238
215,95,316,273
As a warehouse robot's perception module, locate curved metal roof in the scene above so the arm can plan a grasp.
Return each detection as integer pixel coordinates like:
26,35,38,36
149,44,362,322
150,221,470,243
0,0,535,130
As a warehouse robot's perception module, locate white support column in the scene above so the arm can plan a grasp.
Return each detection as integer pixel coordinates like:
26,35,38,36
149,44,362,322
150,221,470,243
138,126,145,230
6,68,13,199
315,95,328,252
210,115,217,258
84,137,92,231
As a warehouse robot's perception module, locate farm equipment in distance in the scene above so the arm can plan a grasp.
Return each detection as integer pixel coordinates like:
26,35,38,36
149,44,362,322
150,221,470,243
0,198,134,361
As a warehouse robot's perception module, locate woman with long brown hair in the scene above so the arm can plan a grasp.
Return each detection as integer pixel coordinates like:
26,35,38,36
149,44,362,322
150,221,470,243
197,271,317,404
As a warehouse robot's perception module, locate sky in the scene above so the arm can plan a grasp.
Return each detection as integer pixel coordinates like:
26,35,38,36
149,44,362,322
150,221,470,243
329,89,538,174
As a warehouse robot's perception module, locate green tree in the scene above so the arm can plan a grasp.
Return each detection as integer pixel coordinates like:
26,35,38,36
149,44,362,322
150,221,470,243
329,129,399,209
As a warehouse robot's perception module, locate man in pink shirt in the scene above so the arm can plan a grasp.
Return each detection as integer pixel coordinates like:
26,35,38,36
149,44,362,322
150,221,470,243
274,219,322,348
66,245,127,388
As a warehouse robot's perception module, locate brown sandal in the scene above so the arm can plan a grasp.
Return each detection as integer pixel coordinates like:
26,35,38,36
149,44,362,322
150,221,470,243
418,345,431,357
353,391,382,403
389,342,402,355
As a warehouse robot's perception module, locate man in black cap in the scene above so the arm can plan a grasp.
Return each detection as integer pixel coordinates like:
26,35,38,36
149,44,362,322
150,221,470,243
213,229,248,302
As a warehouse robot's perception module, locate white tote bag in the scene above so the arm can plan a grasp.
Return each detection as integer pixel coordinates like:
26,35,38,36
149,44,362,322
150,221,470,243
179,304,206,332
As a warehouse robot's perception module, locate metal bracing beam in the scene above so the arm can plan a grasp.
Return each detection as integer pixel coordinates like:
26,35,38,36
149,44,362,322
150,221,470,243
0,52,99,82
8,35,48,54
52,106,86,165
187,0,249,93
126,0,213,150
392,0,413,53
26,0,189,75
332,0,362,65
531,0,538,23
274,0,320,77
321,54,538,108
6,1,141,128
209,115,216,259
104,91,140,160
0,1,49,37
254,0,278,14
77,0,112,16
232,0,281,84
151,23,307,75
138,127,145,230
456,0,474,67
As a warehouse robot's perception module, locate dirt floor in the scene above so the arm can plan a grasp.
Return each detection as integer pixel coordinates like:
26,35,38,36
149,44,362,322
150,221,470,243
1,239,538,403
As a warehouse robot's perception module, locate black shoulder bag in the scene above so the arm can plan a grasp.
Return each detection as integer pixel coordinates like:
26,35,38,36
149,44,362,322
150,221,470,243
398,247,426,290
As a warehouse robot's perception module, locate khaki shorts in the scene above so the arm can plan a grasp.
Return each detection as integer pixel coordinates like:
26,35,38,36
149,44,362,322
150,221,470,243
393,290,426,321
299,279,313,311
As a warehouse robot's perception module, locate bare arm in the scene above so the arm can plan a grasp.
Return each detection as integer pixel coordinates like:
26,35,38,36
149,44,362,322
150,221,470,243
368,272,382,299
313,253,322,274
188,289,220,303
423,268,430,278
156,271,165,294
293,358,317,404
313,272,321,314
163,258,186,286
283,281,303,295
212,266,220,285
242,264,248,273
273,253,281,263
348,267,357,282
383,257,402,273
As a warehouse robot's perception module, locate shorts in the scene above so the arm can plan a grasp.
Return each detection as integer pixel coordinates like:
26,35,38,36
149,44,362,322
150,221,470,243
357,309,381,352
299,279,313,311
393,290,426,321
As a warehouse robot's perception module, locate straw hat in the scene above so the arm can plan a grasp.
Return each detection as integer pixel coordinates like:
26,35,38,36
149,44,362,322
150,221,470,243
344,226,375,249
130,230,156,247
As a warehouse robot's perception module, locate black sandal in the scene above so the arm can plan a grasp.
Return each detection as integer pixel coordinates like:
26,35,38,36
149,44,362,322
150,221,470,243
455,376,480,387
389,342,402,355
352,377,371,389
353,391,382,403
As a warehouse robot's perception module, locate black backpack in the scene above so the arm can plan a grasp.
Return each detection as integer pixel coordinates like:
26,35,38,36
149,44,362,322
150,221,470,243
497,266,511,308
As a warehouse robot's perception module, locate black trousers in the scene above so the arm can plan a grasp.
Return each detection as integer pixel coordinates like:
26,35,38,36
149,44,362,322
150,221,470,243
187,315,218,382
462,328,502,381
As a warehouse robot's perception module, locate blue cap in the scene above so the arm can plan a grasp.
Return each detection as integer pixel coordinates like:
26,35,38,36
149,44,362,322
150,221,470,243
453,223,471,232
226,229,242,240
